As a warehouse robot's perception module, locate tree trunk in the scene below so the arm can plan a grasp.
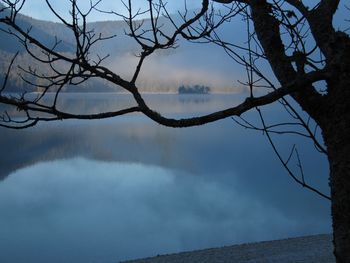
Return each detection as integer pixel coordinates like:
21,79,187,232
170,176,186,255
325,128,350,263
322,37,350,262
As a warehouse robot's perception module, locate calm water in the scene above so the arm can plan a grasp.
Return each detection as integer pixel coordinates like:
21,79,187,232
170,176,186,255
0,93,331,263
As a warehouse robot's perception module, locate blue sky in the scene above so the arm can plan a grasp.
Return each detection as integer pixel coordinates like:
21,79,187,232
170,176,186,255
16,0,350,27
19,0,203,22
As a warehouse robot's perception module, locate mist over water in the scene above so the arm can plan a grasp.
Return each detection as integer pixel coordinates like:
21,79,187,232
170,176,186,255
0,158,329,263
0,94,331,263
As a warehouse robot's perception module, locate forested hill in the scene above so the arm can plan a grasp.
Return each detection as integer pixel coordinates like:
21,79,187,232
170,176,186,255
0,5,240,93
0,6,132,93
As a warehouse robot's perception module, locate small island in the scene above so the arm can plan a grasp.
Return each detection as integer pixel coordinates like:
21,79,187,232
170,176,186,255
178,84,211,94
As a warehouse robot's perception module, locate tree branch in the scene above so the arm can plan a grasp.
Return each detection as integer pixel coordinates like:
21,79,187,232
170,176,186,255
249,1,326,123
0,69,327,128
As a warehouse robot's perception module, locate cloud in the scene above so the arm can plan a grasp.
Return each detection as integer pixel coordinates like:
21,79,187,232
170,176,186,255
0,158,328,263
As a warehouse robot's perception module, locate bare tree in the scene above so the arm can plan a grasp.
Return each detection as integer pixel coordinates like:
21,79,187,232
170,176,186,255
0,0,349,262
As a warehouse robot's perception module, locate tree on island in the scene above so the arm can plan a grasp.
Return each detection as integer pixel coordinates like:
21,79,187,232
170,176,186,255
0,1,349,261
178,84,211,94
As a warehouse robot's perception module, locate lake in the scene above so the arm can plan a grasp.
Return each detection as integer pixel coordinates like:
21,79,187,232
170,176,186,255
0,93,331,263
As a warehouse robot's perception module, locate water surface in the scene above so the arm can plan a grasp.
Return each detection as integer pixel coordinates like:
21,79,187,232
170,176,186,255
0,93,331,263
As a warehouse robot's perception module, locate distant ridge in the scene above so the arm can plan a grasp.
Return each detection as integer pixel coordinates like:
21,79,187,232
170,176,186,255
0,5,240,93
122,234,334,263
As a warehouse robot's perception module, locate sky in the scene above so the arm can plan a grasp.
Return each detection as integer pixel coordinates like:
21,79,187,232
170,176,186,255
18,0,203,22
16,0,349,24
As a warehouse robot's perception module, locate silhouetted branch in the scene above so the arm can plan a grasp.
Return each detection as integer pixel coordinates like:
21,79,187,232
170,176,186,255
1,52,18,93
256,107,330,200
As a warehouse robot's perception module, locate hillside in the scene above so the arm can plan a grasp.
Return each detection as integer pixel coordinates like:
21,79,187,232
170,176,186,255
0,5,244,93
0,7,126,92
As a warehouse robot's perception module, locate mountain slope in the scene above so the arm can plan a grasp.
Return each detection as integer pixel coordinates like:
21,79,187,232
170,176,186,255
0,6,245,93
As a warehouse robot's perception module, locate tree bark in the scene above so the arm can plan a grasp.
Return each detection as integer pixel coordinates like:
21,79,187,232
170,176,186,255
321,33,350,263
323,93,350,262
326,125,350,263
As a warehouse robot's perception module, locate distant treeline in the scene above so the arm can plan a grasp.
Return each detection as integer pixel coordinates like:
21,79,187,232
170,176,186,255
178,85,211,94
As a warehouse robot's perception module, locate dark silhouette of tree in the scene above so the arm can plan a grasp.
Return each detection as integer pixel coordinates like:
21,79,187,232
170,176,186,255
178,85,211,94
0,1,349,262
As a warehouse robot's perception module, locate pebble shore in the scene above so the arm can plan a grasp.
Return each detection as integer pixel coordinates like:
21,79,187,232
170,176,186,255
122,234,334,263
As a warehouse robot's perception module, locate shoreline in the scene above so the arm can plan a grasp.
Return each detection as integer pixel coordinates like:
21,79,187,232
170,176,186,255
122,234,334,263
3,91,243,95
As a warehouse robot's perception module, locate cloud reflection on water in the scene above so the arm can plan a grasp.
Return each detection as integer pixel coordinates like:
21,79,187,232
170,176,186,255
0,158,310,263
